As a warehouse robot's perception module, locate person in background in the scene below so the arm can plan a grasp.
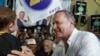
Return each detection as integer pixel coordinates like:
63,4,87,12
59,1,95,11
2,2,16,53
36,15,52,30
27,29,33,38
17,11,32,30
38,39,54,56
53,10,100,56
17,28,29,45
17,31,26,45
26,38,37,54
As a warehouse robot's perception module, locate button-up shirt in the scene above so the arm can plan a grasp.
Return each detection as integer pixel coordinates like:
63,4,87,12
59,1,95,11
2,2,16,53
66,28,100,56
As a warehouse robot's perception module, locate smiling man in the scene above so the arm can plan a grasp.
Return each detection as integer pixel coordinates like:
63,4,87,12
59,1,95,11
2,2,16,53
53,10,100,56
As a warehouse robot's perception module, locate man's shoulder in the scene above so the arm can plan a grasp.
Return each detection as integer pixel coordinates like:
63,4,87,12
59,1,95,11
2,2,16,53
17,18,21,21
73,30,98,44
77,30,99,45
0,33,17,45
78,30,96,37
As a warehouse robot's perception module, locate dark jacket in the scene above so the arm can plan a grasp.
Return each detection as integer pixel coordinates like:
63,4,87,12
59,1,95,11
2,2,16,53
36,50,53,56
0,33,22,56
17,19,25,30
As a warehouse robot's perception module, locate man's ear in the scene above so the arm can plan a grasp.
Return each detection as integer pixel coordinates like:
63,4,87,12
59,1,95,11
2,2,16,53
8,22,13,31
69,19,74,27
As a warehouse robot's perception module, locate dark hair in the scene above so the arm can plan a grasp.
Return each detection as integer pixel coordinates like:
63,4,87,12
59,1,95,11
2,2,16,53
0,7,16,30
54,10,76,25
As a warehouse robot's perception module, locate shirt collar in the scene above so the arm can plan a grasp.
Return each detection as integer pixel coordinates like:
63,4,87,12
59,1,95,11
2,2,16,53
67,28,78,45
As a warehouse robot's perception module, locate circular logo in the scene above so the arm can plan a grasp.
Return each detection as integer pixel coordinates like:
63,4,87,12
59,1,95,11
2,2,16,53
25,0,52,10
78,6,84,13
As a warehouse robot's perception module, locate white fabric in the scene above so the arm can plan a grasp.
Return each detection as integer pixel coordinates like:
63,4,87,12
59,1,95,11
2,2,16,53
26,39,36,45
59,0,71,12
66,28,100,56
19,19,33,27
52,40,65,56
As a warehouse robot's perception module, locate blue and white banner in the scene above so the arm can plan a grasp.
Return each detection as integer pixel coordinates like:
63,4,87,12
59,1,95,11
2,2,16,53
19,0,62,23
59,0,71,11
16,0,25,17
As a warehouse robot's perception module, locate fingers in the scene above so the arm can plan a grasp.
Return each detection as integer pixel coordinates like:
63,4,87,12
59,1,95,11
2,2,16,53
9,50,30,56
7,50,23,56
21,46,34,56
11,50,23,56
7,54,16,56
21,46,32,53
7,46,34,56
21,46,30,51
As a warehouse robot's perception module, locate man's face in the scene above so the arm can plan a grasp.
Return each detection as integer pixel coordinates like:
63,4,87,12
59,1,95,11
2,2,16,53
44,42,52,53
53,12,71,40
19,12,25,19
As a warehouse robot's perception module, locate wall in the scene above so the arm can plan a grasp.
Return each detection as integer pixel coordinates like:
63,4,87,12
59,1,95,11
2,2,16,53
71,0,100,31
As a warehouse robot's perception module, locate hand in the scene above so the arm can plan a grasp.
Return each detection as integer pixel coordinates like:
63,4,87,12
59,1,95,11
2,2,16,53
7,46,35,56
27,16,30,21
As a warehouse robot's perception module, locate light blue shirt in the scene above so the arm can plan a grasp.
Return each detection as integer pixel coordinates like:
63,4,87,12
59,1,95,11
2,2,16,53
66,28,100,56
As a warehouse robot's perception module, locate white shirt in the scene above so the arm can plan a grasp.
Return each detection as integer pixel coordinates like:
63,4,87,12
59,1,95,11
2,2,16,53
53,40,65,56
19,19,33,27
66,28,100,56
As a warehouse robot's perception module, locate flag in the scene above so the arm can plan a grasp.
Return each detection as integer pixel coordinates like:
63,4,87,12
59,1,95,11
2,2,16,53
59,0,71,11
19,0,62,23
16,0,25,18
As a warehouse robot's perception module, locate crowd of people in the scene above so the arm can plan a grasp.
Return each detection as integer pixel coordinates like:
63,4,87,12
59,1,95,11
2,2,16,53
0,7,100,56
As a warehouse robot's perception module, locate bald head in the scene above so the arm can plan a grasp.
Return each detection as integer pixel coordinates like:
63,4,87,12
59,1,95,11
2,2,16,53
53,10,75,41
54,10,75,26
